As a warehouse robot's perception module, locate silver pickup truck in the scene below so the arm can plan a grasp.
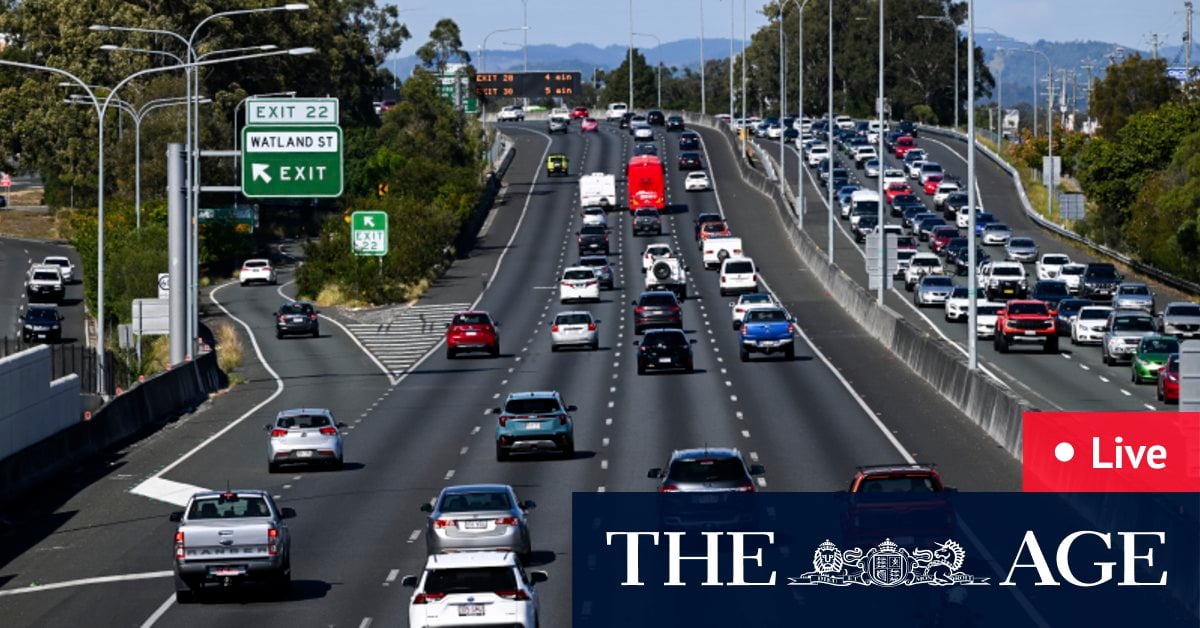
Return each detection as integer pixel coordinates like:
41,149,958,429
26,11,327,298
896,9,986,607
170,490,295,602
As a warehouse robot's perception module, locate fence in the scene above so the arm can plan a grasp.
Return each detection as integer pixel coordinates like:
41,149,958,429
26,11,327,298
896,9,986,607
0,338,132,395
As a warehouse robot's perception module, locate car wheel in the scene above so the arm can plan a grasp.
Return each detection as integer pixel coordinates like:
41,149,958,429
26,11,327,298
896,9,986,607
784,346,795,361
268,461,281,474
637,363,646,375
739,348,749,362
995,334,1009,353
275,331,283,339
1103,350,1113,366
495,444,509,462
1044,337,1059,354
311,328,319,338
329,458,344,471
240,281,247,287
562,440,575,460
1070,334,1078,346
174,574,196,604
446,347,457,359
491,344,500,358
270,565,292,600
590,341,599,351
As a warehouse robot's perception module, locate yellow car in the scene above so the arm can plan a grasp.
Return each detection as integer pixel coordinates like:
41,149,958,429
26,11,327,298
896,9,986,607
546,153,568,177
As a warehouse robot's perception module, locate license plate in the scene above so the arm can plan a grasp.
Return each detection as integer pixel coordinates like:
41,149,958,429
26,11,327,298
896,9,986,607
291,317,305,323
465,331,478,336
1003,289,1014,294
1024,331,1037,336
461,520,488,530
695,495,720,504
296,450,314,458
210,567,245,577
459,604,485,617
524,422,543,430
659,357,673,363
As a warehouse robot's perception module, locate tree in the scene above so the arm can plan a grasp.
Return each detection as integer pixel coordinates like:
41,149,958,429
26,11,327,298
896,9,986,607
1089,54,1178,140
416,18,470,75
599,49,656,108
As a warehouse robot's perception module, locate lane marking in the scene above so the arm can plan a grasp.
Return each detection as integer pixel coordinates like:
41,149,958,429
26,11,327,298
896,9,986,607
408,529,421,543
130,477,209,508
138,594,176,628
0,571,173,597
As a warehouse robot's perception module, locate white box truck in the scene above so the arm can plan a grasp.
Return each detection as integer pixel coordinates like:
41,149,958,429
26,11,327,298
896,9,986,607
580,173,617,209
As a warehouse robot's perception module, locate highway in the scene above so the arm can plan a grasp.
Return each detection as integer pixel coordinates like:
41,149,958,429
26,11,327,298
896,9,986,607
752,126,1191,412
0,236,86,347
0,118,1019,627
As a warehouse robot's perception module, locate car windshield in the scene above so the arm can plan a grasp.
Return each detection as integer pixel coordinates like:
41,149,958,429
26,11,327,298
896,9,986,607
584,208,604,215
1113,316,1155,331
1079,309,1111,320
635,209,659,218
1010,238,1035,248
647,246,671,256
1058,300,1090,313
423,567,517,595
1035,283,1070,297
855,202,880,213
858,476,937,493
1087,267,1119,280
439,491,512,513
725,261,754,273
687,172,707,179
453,313,490,325
277,413,332,429
1043,255,1070,265
280,303,314,315
950,287,969,298
984,224,1008,232
556,313,592,325
188,495,272,519
924,277,954,287
667,458,749,483
1009,303,1048,315
702,223,727,232
745,309,787,322
25,308,58,322
1142,338,1180,354
741,294,772,305
504,398,562,415
1118,285,1150,296
564,270,594,280
33,271,59,281
644,331,687,347
913,257,939,267
581,226,605,235
978,305,1004,315
640,294,677,307
1168,305,1200,316
45,258,69,266
244,260,268,268
993,267,1022,277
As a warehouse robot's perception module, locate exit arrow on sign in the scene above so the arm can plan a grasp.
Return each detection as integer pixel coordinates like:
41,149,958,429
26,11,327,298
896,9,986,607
252,163,272,183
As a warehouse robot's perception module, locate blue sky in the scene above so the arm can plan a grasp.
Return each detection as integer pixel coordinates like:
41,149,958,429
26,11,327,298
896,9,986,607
389,1,1186,52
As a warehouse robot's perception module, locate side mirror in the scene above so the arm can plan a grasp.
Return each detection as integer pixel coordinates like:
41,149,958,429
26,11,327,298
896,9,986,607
522,500,537,510
336,422,348,428
401,575,419,588
280,507,297,520
263,424,273,431
632,341,640,347
631,301,638,306
169,511,183,522
566,405,578,412
689,339,697,344
494,322,501,327
529,570,549,584
420,503,434,513
490,407,502,414
647,468,662,479
750,464,766,476
443,323,450,329
593,320,601,325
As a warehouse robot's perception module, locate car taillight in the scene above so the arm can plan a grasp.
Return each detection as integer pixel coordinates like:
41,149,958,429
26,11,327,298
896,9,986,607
267,527,280,555
309,313,317,321
789,323,797,334
659,485,680,493
271,429,288,438
412,592,446,605
278,315,287,322
734,482,756,492
263,266,271,271
319,426,338,436
560,281,571,287
587,322,596,331
668,305,681,313
434,518,453,528
635,306,646,314
720,275,726,283
735,307,744,313
551,324,560,332
495,516,519,526
559,415,568,425
499,416,508,427
496,590,530,601
577,235,582,242
174,530,185,559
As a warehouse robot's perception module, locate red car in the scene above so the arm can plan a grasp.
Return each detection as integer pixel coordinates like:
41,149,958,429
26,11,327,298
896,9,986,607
571,106,589,119
894,136,916,158
844,463,955,548
1158,353,1180,404
698,220,732,244
895,235,918,251
929,226,960,254
445,310,500,358
580,117,599,133
884,182,912,204
994,300,1058,353
923,175,944,195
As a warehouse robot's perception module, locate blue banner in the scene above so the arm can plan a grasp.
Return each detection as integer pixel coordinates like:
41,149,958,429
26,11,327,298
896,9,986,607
573,493,1199,627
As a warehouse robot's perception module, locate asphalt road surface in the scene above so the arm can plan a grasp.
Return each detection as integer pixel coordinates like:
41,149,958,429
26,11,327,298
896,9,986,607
0,236,86,347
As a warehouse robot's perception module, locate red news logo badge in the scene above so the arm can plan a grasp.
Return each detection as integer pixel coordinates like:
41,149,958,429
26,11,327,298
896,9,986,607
1022,411,1200,492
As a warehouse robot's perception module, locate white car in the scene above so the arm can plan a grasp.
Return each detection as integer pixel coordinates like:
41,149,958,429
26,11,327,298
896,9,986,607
975,302,1007,337
806,145,830,167
1036,253,1072,280
239,258,276,286
835,115,855,130
497,105,524,122
1059,262,1087,292
904,252,943,290
550,310,599,351
981,223,1013,246
932,181,961,206
605,102,628,121
956,206,984,228
852,145,877,165
730,292,777,329
559,267,600,303
633,123,654,141
703,236,744,270
684,171,711,191
549,107,571,123
882,168,906,187
907,159,927,179
41,256,75,283
719,256,758,296
1072,305,1114,345
581,206,608,228
641,243,674,273
944,287,972,321
919,163,944,185
404,551,545,628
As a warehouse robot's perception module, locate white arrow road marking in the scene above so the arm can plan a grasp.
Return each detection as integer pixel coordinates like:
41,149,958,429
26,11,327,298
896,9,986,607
252,163,272,183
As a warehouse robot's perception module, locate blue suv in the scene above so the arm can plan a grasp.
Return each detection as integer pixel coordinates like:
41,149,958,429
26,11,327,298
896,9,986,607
492,392,576,461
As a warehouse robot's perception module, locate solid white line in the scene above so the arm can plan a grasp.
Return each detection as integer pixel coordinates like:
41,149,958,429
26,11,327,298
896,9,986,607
131,279,286,499
0,571,173,597
276,280,398,385
139,594,176,628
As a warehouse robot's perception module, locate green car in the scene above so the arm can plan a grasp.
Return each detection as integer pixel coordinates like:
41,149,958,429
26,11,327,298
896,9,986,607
546,153,568,177
1131,335,1180,384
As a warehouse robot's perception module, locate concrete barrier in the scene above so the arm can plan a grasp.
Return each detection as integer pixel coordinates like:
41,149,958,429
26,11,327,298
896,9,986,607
682,111,1030,460
0,351,222,508
0,345,81,461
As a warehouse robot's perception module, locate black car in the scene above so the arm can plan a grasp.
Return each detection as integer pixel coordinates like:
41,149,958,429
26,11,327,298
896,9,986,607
1054,298,1094,336
891,194,923,217
942,192,970,219
897,120,918,138
1030,280,1071,310
883,130,904,151
636,328,695,374
679,131,701,150
830,173,850,190
619,112,635,129
632,291,683,334
950,247,989,275
633,143,658,156
275,301,320,338
942,237,969,261
19,305,63,343
1080,263,1122,301
853,216,878,243
900,206,926,225
678,152,703,170
694,212,724,240
666,115,685,131
577,224,609,254
632,208,663,236
646,110,666,126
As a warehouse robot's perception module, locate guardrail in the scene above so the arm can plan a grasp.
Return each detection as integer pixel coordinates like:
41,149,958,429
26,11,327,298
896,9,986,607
917,124,1200,296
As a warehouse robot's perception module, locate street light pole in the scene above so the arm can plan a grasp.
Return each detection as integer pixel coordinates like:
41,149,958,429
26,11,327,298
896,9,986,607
876,0,886,305
741,0,747,157
521,0,529,108
826,0,834,263
700,0,706,115
729,0,735,120
796,0,809,229
967,0,977,370
629,0,635,110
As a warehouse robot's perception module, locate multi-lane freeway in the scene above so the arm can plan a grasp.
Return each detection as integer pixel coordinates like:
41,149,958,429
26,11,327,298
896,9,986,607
0,236,85,347
0,116,1019,627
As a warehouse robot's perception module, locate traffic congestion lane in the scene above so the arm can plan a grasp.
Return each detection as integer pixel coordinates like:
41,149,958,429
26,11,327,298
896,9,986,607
0,236,85,346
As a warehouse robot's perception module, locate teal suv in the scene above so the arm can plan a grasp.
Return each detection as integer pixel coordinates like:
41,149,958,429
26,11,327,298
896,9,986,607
492,392,577,461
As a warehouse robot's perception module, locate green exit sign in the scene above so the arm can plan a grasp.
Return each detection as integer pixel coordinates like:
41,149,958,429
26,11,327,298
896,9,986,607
351,211,388,256
241,125,343,198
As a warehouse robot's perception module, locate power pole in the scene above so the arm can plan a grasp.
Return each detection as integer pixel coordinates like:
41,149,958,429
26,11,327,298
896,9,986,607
1071,69,1078,127
1187,2,1194,71
1148,32,1163,59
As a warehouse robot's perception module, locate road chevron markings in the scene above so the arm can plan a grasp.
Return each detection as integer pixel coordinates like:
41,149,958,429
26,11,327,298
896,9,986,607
344,303,472,374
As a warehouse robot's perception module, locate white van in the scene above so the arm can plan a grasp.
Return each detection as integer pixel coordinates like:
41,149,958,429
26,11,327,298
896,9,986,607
847,189,881,222
719,257,758,296
605,102,628,121
579,173,617,208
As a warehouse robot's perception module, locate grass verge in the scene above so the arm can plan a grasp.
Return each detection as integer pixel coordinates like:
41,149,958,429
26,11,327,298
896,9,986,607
212,320,244,375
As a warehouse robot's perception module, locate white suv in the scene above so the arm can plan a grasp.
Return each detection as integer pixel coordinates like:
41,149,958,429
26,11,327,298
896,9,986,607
560,267,600,303
497,106,525,122
605,102,628,121
240,259,276,286
403,551,546,628
549,107,570,123
719,257,758,296
41,256,75,283
1036,253,1072,280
